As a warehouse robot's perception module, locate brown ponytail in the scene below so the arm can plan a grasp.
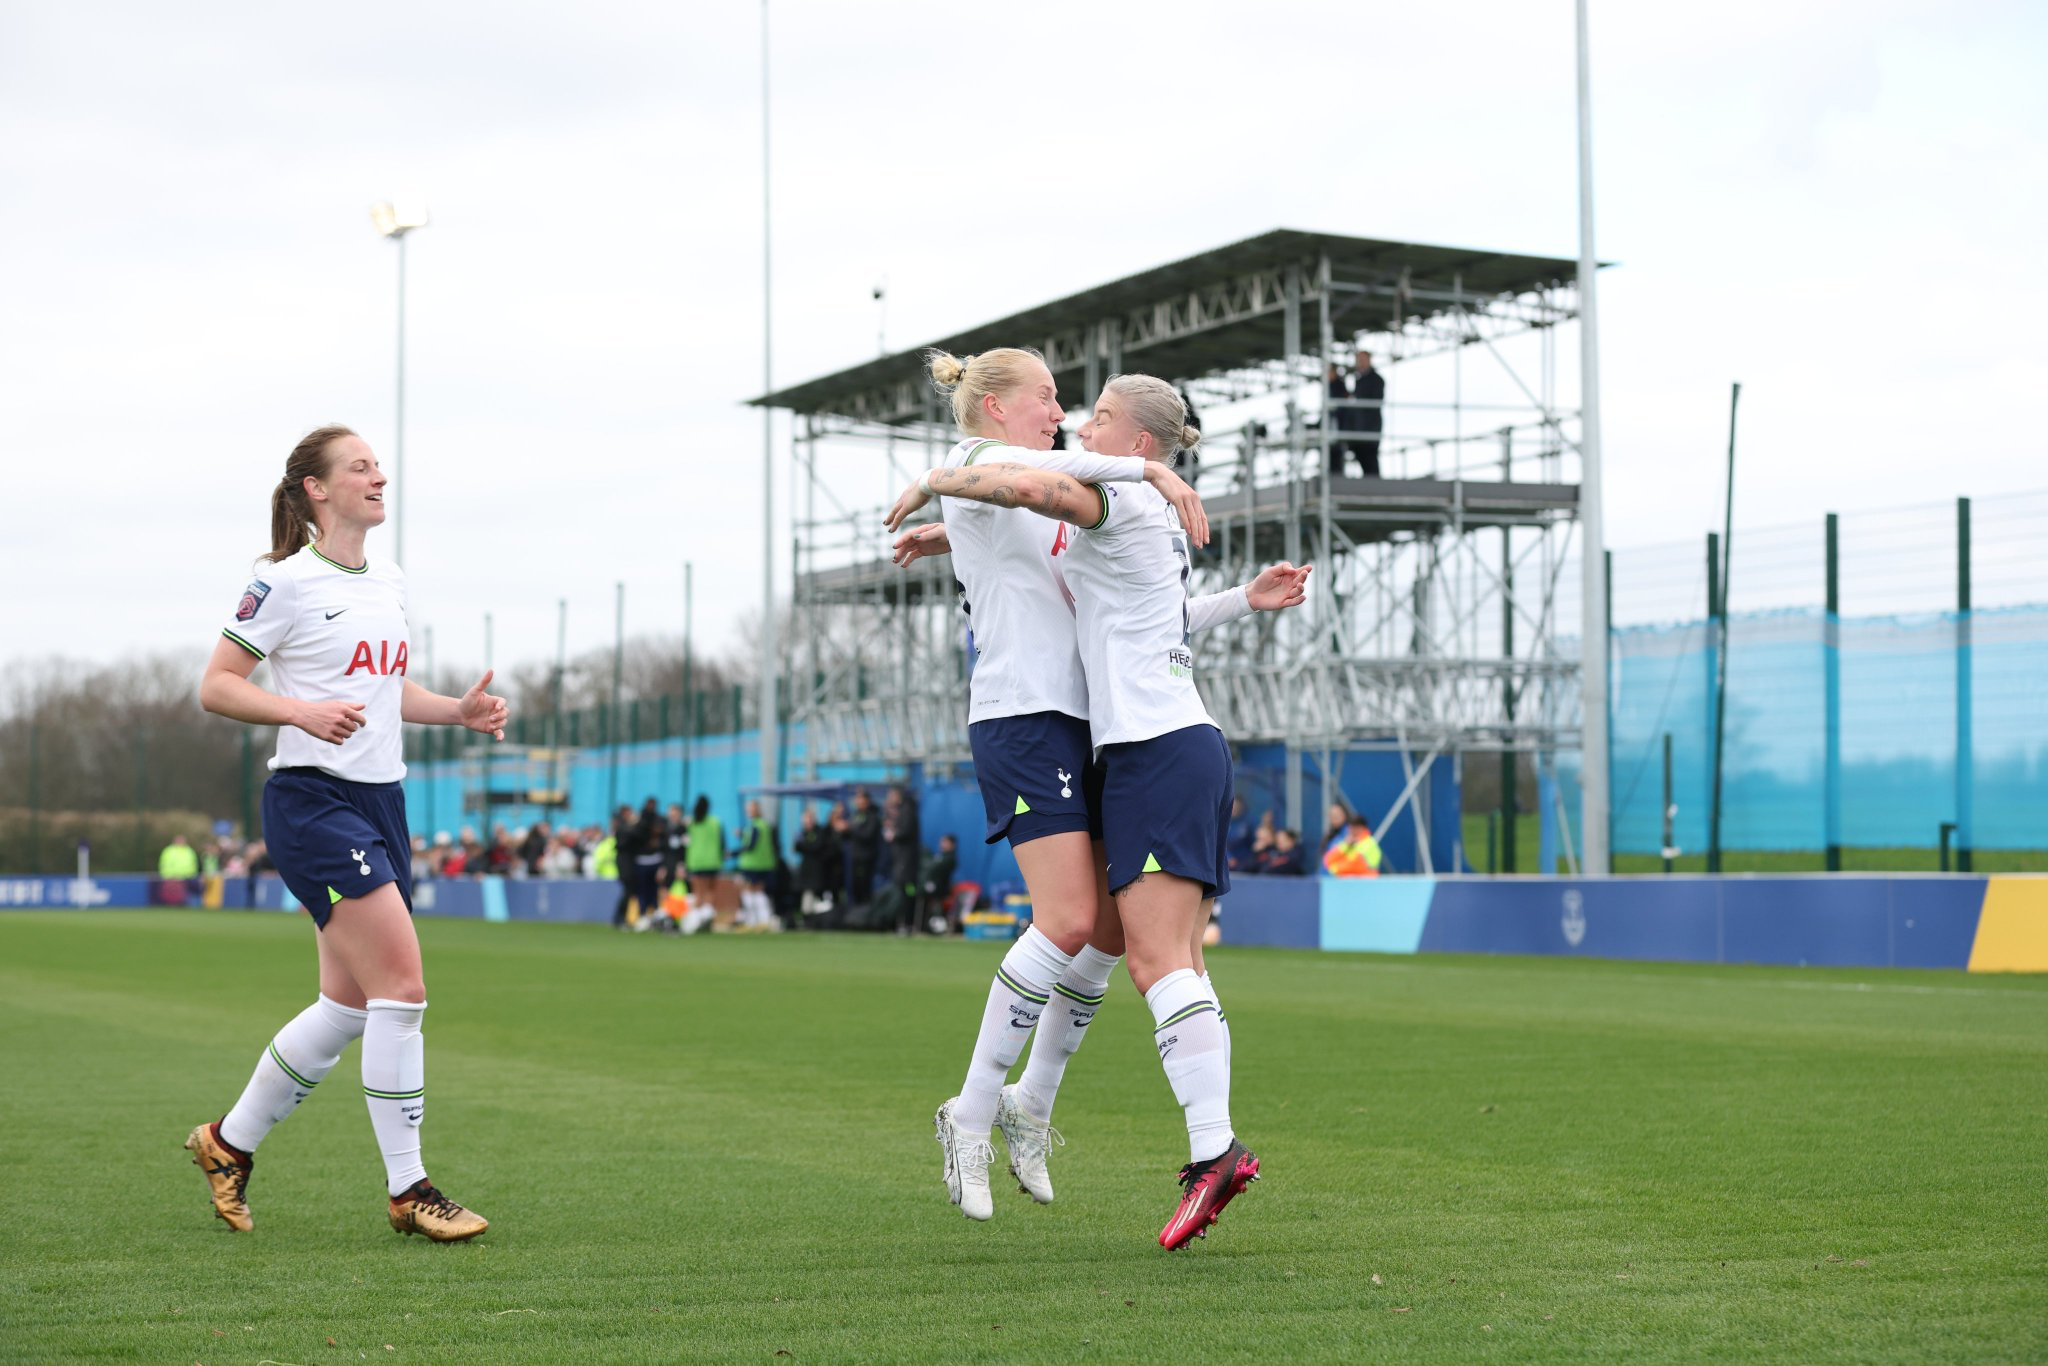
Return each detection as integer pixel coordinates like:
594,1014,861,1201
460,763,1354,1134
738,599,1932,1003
264,425,356,562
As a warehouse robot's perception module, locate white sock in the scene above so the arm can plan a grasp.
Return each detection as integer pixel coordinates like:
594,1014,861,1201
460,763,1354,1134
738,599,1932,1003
1015,945,1120,1123
218,994,367,1153
1146,968,1233,1163
1201,970,1232,1074
954,926,1073,1136
362,998,428,1197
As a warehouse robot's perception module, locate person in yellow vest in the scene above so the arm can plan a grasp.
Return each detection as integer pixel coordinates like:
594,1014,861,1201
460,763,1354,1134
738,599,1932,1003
158,834,201,905
683,795,726,932
591,831,619,881
732,799,781,931
1322,817,1383,878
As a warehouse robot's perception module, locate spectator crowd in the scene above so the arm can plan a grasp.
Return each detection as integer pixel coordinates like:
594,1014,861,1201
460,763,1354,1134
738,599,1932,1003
163,784,1384,929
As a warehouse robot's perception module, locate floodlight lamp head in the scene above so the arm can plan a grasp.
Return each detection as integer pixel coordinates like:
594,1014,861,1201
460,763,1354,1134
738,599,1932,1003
371,201,430,238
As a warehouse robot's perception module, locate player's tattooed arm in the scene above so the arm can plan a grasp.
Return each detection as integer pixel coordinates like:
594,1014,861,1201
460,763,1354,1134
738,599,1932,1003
887,461,1098,529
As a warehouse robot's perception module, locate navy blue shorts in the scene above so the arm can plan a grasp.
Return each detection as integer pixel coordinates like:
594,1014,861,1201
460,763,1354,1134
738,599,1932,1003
261,768,413,929
1099,724,1234,898
968,711,1104,846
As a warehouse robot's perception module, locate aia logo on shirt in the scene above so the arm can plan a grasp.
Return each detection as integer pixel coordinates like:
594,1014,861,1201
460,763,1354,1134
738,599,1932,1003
344,640,410,676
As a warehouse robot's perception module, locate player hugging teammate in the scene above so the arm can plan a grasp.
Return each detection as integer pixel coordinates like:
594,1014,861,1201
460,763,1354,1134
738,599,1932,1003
184,425,507,1242
888,354,1310,1248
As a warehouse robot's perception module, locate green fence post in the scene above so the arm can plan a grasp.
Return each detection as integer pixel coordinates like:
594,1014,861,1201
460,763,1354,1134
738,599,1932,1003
1824,512,1842,871
27,720,41,875
1956,497,1973,874
1705,533,1722,875
134,727,149,872
1662,731,1675,874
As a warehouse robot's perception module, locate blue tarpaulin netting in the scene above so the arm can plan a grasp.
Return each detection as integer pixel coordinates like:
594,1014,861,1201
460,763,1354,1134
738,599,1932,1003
1601,605,2048,853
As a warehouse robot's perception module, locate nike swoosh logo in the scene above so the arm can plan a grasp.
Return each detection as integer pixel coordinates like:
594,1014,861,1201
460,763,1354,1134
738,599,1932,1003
325,609,348,620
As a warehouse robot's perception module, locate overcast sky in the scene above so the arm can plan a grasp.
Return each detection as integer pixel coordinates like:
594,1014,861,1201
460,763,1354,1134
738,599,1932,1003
2,0,2041,682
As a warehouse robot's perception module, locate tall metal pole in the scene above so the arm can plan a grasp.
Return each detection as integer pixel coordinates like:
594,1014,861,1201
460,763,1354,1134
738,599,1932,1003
1823,513,1842,870
482,610,494,828
394,232,408,572
27,719,41,874
1574,0,1611,874
758,0,779,792
609,582,625,813
549,598,567,806
423,625,436,839
683,561,695,805
1956,496,1973,873
1708,383,1740,874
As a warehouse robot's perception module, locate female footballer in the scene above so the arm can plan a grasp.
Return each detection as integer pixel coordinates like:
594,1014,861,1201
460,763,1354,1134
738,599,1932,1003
184,425,505,1242
888,347,1208,1223
888,374,1309,1248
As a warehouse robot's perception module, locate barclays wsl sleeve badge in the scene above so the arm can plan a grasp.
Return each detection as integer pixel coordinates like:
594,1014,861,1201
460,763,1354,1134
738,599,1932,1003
236,580,273,622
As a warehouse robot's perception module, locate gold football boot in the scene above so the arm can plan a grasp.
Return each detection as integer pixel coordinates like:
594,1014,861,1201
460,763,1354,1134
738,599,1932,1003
388,1181,490,1241
184,1122,254,1232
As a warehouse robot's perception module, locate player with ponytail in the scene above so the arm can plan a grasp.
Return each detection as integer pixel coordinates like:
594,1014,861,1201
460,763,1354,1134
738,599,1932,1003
183,425,506,1243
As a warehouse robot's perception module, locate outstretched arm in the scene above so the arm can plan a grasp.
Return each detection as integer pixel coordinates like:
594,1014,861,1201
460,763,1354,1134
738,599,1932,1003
883,462,1103,533
1189,563,1312,633
884,451,1207,548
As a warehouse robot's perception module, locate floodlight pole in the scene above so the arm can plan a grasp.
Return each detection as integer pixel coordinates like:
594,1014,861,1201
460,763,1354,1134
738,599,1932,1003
1574,0,1612,875
372,204,427,571
394,231,408,572
758,0,779,794
682,560,694,807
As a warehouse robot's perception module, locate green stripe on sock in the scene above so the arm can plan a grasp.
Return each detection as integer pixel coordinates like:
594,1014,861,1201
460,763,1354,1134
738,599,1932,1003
267,1042,319,1091
362,1086,426,1100
1156,1000,1218,1030
994,966,1050,1005
1054,982,1106,1005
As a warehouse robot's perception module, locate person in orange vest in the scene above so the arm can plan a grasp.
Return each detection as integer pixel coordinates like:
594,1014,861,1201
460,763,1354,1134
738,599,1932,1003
1322,816,1383,878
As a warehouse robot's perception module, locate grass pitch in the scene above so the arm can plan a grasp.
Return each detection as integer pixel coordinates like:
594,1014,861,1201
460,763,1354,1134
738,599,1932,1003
1,912,2043,1364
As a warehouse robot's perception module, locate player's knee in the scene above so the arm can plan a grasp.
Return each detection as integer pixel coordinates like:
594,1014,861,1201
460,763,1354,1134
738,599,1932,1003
1124,950,1171,996
1036,919,1092,957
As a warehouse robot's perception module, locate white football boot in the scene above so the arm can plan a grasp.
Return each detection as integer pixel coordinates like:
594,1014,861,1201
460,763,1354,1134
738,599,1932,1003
996,1084,1062,1204
933,1097,995,1221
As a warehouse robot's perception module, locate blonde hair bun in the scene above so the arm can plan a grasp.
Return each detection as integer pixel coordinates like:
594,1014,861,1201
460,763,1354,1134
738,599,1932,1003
928,346,1046,434
1178,424,1202,451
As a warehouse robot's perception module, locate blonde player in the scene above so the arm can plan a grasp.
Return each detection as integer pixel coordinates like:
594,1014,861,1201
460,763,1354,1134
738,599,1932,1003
873,347,1208,1222
889,375,1308,1248
183,425,503,1242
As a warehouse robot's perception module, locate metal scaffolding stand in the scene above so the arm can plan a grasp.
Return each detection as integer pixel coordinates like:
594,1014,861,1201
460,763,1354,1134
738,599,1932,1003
754,229,1594,869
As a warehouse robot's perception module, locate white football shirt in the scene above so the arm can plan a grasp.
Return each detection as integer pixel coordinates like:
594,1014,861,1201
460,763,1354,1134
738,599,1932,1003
221,544,411,783
938,437,1147,724
1060,478,1221,749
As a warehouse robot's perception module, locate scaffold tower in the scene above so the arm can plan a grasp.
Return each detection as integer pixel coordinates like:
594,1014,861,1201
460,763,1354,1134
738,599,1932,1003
753,229,1594,867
